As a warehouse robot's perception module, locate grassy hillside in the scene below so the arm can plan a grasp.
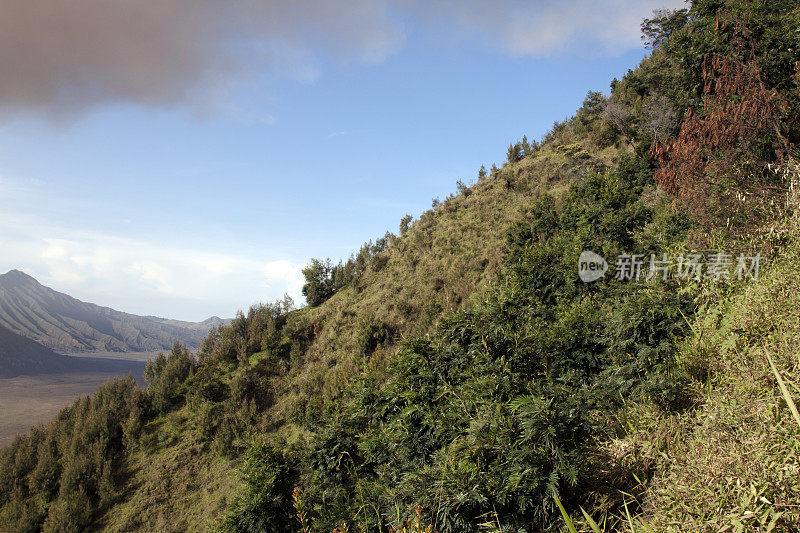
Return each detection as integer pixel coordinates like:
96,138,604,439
1,0,799,531
272,140,613,425
641,221,800,531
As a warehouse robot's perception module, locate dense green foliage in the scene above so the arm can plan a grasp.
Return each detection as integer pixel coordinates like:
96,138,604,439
0,377,145,531
302,234,395,307
2,0,800,531
269,153,698,531
222,441,301,532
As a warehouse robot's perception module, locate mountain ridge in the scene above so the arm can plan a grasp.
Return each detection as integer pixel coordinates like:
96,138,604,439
0,269,228,353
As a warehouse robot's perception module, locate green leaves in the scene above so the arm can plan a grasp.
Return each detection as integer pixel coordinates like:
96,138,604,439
144,342,195,413
222,439,300,533
302,258,337,307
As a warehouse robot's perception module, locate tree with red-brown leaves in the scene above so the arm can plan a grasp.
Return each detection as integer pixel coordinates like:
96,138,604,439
651,14,797,230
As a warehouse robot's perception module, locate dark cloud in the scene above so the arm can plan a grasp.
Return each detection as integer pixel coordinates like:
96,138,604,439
0,0,402,117
0,0,686,118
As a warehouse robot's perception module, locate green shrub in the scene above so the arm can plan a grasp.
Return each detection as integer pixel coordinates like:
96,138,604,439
222,440,300,532
144,342,195,413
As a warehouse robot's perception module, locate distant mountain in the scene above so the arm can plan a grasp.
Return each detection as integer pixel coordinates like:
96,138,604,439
0,270,228,353
0,324,146,378
144,315,229,331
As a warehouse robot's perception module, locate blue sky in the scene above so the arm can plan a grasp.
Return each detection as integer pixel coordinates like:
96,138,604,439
0,0,686,321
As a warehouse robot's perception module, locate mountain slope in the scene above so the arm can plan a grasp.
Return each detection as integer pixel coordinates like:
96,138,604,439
267,142,611,420
0,324,77,377
0,269,223,353
0,324,147,378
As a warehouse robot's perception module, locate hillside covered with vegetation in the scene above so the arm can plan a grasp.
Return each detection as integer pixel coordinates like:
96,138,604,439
2,0,800,531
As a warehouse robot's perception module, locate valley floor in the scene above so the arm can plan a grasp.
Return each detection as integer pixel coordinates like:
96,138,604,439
0,358,148,446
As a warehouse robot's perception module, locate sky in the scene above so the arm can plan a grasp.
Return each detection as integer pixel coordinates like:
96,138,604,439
0,0,687,321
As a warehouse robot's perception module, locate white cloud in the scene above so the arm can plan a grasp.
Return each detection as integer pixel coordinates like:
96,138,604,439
126,261,175,295
0,174,305,320
407,0,689,57
263,260,306,293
